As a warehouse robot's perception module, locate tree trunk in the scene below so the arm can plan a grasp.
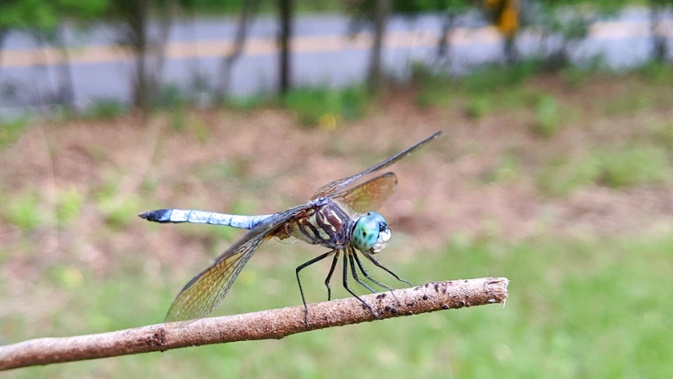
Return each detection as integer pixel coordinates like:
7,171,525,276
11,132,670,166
504,35,517,64
436,11,457,66
128,0,150,110
55,24,75,108
649,2,669,61
367,0,390,94
120,0,173,113
277,0,292,95
0,29,7,79
153,0,174,100
217,0,260,98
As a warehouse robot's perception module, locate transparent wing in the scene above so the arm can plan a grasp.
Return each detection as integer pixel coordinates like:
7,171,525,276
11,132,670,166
331,172,397,213
312,131,441,199
165,205,305,322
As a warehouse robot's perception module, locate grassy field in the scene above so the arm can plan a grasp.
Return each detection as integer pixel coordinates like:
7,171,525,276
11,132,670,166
1,67,672,378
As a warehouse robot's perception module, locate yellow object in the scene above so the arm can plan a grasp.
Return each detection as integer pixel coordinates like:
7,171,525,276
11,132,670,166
498,5,519,37
319,113,340,131
484,0,520,37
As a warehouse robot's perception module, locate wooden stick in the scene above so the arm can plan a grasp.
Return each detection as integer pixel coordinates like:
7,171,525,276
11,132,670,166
0,277,508,371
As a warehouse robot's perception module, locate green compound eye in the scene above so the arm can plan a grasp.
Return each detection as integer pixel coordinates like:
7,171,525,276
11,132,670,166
352,212,390,253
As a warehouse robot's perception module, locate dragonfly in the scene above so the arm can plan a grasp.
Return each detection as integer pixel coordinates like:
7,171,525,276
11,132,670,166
140,131,441,326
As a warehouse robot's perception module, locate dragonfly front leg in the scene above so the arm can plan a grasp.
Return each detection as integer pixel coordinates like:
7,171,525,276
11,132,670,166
352,252,397,292
364,253,413,287
348,253,379,294
353,252,402,305
342,248,379,319
296,250,337,328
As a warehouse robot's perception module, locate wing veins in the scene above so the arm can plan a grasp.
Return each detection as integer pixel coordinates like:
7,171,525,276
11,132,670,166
312,131,441,199
331,172,397,213
165,205,307,322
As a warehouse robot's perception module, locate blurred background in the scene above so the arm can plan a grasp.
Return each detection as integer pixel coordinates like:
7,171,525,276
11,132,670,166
1,0,672,377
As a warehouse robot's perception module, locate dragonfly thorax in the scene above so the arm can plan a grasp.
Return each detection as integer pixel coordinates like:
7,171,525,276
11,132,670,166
351,211,391,254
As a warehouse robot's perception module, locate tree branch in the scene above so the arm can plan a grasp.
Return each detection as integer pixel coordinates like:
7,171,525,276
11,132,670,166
0,277,508,371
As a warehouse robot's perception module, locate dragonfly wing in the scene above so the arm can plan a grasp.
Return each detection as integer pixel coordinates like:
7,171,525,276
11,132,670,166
312,131,441,199
165,206,305,322
331,172,397,213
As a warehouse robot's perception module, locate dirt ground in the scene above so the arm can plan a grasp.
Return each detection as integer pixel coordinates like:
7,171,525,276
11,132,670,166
1,75,673,287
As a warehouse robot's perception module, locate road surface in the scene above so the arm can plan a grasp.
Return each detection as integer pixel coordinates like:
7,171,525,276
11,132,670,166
0,8,671,116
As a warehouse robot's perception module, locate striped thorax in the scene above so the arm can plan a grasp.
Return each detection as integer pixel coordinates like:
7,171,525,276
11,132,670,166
279,197,352,248
278,197,392,254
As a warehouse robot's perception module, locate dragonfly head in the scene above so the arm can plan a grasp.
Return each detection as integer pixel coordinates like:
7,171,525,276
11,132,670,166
352,211,391,254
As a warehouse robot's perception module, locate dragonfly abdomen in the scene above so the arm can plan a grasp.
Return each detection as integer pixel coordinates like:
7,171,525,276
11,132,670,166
139,209,272,230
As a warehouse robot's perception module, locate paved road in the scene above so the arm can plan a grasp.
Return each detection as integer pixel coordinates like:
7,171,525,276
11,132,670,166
0,8,671,116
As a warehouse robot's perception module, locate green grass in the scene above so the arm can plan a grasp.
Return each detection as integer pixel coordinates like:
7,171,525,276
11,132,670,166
409,62,454,108
156,84,188,110
602,90,657,115
411,60,673,125
559,57,609,88
595,145,672,188
634,60,673,83
85,99,126,120
537,143,672,195
537,154,602,196
533,95,561,137
462,60,541,94
282,85,370,128
481,152,523,184
95,175,142,229
410,60,550,118
56,187,85,226
647,120,673,150
465,95,492,119
4,230,673,378
0,117,30,148
224,94,273,112
2,191,47,230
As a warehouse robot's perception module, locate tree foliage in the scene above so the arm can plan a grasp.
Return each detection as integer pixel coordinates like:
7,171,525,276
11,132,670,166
0,0,106,106
0,0,106,32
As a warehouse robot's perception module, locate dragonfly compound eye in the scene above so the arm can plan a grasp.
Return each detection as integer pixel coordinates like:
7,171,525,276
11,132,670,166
352,212,390,253
371,226,391,254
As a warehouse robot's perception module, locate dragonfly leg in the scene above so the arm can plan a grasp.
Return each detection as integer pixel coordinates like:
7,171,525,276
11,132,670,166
342,250,379,319
296,250,337,328
352,252,403,305
324,253,340,301
352,252,395,292
364,253,413,287
347,253,378,294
